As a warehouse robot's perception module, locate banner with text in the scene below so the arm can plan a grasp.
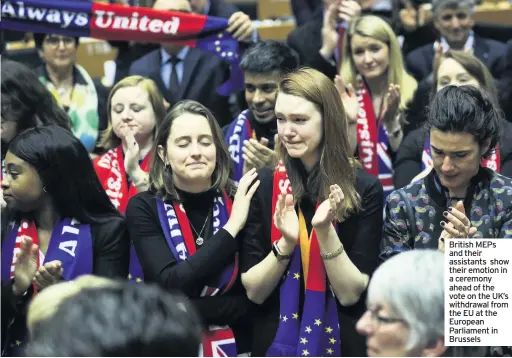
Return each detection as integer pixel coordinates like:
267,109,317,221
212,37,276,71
0,0,243,95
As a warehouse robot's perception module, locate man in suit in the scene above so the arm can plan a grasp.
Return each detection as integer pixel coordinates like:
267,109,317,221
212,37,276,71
405,0,506,82
128,0,233,126
290,0,322,26
286,0,363,81
188,0,254,41
222,41,299,182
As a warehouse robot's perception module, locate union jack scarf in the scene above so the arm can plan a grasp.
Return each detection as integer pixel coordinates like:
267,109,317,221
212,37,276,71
356,79,394,199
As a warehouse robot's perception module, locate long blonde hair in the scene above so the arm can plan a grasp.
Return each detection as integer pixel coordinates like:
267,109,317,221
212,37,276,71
341,15,417,110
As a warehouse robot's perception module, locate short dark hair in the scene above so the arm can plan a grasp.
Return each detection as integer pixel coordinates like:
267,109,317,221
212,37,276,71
27,283,202,357
239,40,299,76
427,85,502,158
33,33,79,49
1,60,71,143
8,125,122,224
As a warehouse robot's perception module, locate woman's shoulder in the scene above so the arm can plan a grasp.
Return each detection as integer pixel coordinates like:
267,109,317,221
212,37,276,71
90,215,126,246
354,169,383,197
126,190,159,214
490,171,512,193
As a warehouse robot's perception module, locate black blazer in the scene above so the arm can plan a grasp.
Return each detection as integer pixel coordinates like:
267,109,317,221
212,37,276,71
128,47,232,127
207,0,239,18
405,35,506,82
287,15,338,81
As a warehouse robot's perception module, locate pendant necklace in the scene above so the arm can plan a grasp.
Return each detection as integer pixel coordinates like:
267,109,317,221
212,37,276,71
189,207,211,246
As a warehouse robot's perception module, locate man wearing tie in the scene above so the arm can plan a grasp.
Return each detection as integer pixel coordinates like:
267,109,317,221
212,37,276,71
128,0,233,126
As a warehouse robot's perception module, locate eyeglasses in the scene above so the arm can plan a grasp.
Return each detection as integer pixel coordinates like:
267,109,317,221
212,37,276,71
367,308,407,327
440,12,469,22
44,36,76,48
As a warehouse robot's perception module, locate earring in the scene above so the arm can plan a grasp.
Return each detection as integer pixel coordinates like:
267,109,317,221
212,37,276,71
43,186,47,193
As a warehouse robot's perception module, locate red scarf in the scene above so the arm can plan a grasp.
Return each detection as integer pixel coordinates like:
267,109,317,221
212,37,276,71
10,220,40,295
356,81,380,177
93,145,150,213
481,147,501,172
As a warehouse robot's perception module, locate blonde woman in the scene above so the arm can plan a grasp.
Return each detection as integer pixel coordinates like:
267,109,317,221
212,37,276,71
94,76,166,214
93,75,166,284
336,15,418,199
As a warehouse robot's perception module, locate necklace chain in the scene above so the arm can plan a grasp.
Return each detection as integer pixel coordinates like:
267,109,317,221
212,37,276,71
189,205,212,239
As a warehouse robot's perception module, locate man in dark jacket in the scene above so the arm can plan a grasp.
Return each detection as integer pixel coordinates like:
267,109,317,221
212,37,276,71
405,0,506,82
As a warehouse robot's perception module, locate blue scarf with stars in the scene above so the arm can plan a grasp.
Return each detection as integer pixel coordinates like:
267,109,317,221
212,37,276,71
266,164,341,357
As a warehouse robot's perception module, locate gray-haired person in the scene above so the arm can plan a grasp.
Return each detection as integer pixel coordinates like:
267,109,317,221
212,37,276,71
405,0,505,82
356,249,487,357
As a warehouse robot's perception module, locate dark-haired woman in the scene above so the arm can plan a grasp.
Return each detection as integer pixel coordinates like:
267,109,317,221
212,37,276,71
1,60,71,169
33,33,107,152
1,125,129,356
240,68,384,357
394,50,512,188
382,86,512,258
126,100,256,356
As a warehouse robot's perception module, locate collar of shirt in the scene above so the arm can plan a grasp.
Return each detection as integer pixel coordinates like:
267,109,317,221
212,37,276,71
439,31,475,54
160,46,190,66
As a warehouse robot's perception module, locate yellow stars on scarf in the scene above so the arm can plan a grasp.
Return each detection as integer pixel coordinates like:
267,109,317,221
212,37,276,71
314,318,322,326
326,348,334,355
15,340,22,346
325,326,333,333
292,313,299,319
282,316,288,322
294,272,300,280
329,337,337,344
302,349,310,356
300,337,308,345
128,274,142,283
305,326,312,333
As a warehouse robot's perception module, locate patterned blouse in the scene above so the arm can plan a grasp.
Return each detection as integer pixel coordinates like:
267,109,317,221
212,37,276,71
381,166,512,257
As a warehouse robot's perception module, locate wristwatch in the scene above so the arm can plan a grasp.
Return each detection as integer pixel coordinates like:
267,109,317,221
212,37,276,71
272,241,292,261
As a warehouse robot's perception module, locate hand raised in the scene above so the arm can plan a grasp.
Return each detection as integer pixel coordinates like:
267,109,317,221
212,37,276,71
120,128,141,177
242,138,278,171
382,84,401,124
440,200,477,239
273,191,299,245
312,185,344,229
335,75,359,124
13,237,39,295
225,168,260,236
34,260,63,290
227,11,253,41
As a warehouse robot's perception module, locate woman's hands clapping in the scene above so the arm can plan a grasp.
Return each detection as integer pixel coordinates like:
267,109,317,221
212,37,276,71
438,200,478,252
